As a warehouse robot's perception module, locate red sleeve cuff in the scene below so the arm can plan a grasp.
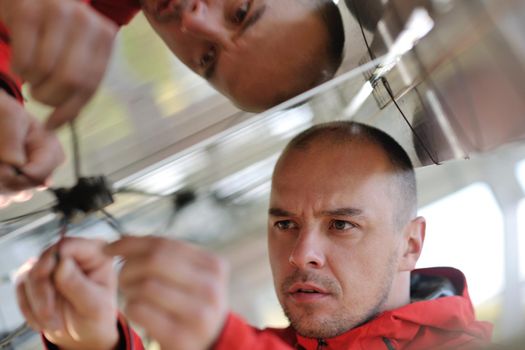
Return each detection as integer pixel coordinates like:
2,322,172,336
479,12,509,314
0,22,23,103
42,314,144,350
212,313,294,350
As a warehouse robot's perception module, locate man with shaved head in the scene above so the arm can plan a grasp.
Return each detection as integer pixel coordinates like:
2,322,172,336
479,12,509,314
16,121,492,349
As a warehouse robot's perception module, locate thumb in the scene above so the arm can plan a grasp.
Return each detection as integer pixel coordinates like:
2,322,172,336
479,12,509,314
54,258,113,317
45,94,85,131
0,91,29,166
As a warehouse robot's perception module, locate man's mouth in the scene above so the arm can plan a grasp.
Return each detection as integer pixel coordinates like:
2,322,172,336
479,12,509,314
288,283,329,295
287,283,330,303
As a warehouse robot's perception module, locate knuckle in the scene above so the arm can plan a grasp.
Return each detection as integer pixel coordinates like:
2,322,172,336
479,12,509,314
200,279,221,305
13,60,31,78
57,71,84,91
34,59,52,79
48,0,70,19
144,251,163,270
35,303,53,320
193,304,210,323
28,88,47,104
71,5,90,25
141,278,159,295
147,238,169,260
99,19,118,38
27,266,43,282
213,256,230,279
14,1,37,21
123,299,143,322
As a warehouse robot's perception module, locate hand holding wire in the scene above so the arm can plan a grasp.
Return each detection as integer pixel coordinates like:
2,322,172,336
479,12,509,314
0,91,64,197
15,237,120,350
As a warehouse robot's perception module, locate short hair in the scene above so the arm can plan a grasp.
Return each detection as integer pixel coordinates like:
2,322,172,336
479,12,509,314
281,121,417,228
344,0,385,32
240,0,345,111
271,0,345,107
312,0,346,80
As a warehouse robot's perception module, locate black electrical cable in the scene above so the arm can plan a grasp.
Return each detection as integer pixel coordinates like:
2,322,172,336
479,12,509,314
0,323,30,348
70,121,81,181
100,209,126,237
351,2,440,165
115,188,172,198
382,78,440,165
0,208,54,225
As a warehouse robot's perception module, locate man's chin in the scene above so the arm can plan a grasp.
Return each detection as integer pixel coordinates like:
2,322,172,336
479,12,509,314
291,320,345,339
287,312,345,339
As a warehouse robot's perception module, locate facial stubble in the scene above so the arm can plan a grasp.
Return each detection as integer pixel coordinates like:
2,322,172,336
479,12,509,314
280,253,399,339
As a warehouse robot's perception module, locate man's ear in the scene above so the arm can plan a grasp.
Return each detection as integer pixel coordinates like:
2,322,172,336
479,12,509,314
398,216,426,272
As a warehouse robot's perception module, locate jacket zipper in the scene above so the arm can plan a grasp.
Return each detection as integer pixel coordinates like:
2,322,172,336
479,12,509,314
382,337,396,350
317,338,328,350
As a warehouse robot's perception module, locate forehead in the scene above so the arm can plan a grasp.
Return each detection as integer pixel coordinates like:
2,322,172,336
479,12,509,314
270,140,396,206
213,1,325,103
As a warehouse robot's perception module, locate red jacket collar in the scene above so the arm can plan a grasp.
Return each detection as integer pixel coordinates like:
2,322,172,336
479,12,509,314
295,267,492,350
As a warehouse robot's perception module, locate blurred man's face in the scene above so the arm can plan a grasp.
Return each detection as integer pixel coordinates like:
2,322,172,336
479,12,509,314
140,0,328,111
268,140,405,338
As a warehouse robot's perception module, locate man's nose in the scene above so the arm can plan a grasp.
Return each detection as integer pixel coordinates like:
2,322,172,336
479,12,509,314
180,0,231,48
288,229,326,269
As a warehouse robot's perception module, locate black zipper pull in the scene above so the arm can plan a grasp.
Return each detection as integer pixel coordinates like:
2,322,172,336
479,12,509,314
382,337,396,350
317,339,328,350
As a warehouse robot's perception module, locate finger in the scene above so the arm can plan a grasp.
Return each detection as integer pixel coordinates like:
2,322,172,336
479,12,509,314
119,277,198,319
105,236,208,266
0,175,40,193
11,190,33,203
42,17,116,130
58,238,113,273
15,280,42,331
0,195,12,208
24,247,61,331
29,3,96,105
9,1,42,77
0,92,29,166
20,120,65,183
117,251,199,293
45,92,90,130
58,237,117,290
27,4,73,87
0,191,32,208
104,236,156,258
54,257,116,317
124,299,181,348
0,164,40,193
31,6,107,113
109,237,225,287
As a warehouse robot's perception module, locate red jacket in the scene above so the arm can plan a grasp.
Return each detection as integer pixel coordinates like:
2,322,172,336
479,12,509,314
0,0,141,101
44,267,493,350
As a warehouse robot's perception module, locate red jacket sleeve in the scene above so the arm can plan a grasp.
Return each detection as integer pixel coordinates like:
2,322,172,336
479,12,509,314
0,23,23,103
88,0,141,26
43,313,296,350
42,314,145,350
212,313,296,350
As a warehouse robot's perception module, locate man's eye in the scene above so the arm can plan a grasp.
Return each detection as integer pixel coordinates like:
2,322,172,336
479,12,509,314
275,220,296,230
200,46,216,68
330,220,355,231
232,1,250,24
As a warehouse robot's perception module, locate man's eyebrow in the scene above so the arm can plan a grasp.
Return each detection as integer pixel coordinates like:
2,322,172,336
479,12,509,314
239,4,267,36
320,208,364,217
205,5,267,81
269,208,295,217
